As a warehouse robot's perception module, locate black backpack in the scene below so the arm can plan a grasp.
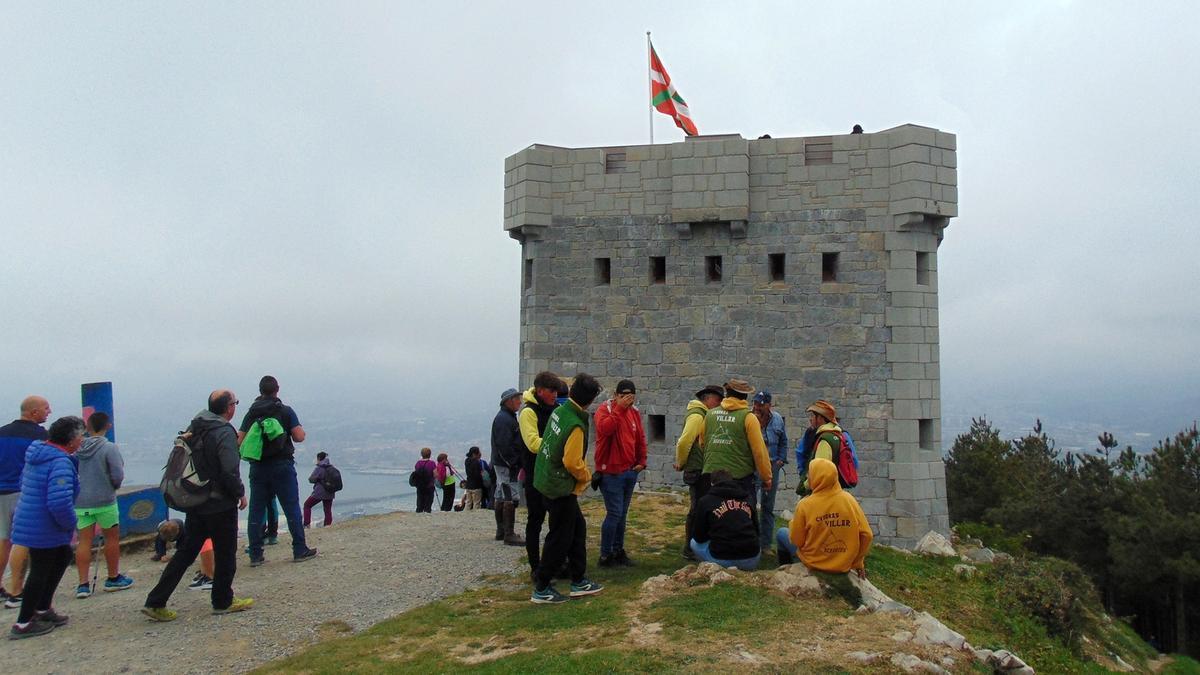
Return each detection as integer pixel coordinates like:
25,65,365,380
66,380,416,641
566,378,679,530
252,401,291,460
322,465,343,493
408,464,432,488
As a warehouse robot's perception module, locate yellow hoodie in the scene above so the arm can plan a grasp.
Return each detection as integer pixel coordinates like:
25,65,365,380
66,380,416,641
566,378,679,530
788,458,873,573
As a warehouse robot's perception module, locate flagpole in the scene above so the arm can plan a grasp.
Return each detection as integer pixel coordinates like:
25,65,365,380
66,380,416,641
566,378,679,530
647,31,653,145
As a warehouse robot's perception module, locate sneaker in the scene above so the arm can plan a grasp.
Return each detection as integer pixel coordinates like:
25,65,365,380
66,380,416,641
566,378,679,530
530,585,568,604
597,554,618,568
682,548,698,561
140,606,177,622
187,575,213,591
103,574,134,592
4,595,23,610
212,597,253,615
249,556,266,567
8,620,55,639
293,548,318,563
35,608,68,626
75,583,92,599
569,579,604,597
615,550,636,567
265,537,279,546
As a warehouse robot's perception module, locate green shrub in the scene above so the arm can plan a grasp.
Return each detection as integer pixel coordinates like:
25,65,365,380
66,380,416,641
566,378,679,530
955,522,1027,555
989,557,1100,653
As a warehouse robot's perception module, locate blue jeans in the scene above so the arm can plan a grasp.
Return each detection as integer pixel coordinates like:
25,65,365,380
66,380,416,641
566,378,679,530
247,459,308,559
776,527,799,565
598,469,638,556
689,539,760,571
758,465,782,548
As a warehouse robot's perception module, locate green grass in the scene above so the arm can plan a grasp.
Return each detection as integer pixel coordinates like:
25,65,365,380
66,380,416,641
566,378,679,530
1162,655,1200,674
256,495,1160,674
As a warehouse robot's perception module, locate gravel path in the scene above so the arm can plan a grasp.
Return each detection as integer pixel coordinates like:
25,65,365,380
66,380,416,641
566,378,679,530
4,509,525,673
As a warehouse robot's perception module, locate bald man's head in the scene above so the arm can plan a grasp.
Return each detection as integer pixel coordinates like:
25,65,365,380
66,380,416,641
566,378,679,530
207,389,238,420
20,396,51,424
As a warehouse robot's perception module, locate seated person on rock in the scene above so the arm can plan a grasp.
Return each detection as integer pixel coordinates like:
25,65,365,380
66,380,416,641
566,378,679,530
776,458,873,577
689,470,761,571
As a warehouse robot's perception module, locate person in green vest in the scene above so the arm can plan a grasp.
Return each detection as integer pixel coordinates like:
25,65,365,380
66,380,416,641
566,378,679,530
702,379,773,500
530,373,605,604
673,384,724,561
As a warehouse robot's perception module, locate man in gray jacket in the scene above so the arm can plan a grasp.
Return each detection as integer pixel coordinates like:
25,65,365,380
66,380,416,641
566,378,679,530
72,412,131,597
142,390,252,621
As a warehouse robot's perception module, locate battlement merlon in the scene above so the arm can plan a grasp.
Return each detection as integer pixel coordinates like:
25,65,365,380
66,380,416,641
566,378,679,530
503,124,957,243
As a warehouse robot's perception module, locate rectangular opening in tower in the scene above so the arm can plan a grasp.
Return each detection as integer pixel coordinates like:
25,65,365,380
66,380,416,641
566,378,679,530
523,259,533,290
706,255,723,283
605,151,627,174
804,137,833,165
648,414,666,442
821,252,838,282
769,253,786,281
650,256,666,284
918,418,934,450
595,257,611,285
916,251,930,286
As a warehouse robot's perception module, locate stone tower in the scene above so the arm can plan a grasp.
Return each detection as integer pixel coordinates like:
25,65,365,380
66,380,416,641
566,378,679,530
503,125,957,546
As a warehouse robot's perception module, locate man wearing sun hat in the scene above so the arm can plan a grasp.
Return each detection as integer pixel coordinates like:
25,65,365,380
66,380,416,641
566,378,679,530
701,379,773,501
796,399,847,493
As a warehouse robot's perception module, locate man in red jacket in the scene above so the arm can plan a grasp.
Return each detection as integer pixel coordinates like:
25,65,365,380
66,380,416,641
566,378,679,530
594,379,647,567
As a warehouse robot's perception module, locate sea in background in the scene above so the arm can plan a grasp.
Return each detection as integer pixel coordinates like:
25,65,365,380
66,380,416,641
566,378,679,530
123,462,422,533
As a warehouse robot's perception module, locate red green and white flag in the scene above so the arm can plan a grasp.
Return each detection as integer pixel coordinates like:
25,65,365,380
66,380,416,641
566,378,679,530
649,43,698,136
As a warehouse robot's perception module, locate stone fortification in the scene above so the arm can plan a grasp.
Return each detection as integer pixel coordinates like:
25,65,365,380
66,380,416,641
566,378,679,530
503,125,957,546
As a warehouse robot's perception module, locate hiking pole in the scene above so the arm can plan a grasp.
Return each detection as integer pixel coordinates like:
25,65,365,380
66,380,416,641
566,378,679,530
90,527,104,594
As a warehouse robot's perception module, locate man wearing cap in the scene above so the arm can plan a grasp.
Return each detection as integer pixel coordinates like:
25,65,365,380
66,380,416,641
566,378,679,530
796,399,851,493
490,388,525,546
702,379,773,502
752,390,788,551
673,384,724,561
593,379,647,567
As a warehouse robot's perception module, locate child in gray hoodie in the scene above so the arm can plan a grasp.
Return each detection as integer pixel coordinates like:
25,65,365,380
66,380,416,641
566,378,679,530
73,413,131,597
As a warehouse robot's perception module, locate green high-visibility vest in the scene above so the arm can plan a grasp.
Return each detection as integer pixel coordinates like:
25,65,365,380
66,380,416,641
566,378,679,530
702,407,754,478
534,401,589,499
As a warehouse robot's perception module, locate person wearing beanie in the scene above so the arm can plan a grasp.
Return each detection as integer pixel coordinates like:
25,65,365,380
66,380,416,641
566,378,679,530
489,388,525,546
530,373,604,604
673,384,723,560
593,379,647,568
701,379,773,500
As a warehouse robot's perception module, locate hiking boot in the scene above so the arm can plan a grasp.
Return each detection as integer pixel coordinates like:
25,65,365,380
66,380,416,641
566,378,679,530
8,620,54,639
4,594,23,609
265,537,279,546
530,585,568,605
249,556,266,567
212,597,253,615
501,501,525,546
597,554,618,568
104,574,134,592
615,550,635,567
75,583,93,599
188,575,213,591
293,548,318,563
35,608,68,626
140,606,177,622
568,579,604,597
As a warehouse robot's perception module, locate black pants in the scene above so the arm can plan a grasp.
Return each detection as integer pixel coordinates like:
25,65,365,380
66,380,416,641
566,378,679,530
415,486,435,513
439,484,456,512
18,545,72,624
524,483,548,570
145,508,238,610
535,494,586,589
684,474,712,551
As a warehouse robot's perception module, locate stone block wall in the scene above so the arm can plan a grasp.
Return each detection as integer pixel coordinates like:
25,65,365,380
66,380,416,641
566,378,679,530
503,124,957,547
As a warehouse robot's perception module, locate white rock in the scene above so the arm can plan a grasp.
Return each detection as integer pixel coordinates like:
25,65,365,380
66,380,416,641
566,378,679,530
912,611,967,650
890,652,951,674
710,570,736,584
964,547,996,564
953,564,977,578
770,570,820,596
848,572,895,609
696,562,723,577
915,530,957,557
844,651,879,664
891,630,914,642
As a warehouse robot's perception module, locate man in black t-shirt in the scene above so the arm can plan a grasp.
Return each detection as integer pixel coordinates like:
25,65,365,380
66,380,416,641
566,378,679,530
236,376,317,566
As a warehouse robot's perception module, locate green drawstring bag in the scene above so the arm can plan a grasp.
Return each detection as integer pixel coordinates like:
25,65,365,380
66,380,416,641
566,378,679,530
239,417,285,461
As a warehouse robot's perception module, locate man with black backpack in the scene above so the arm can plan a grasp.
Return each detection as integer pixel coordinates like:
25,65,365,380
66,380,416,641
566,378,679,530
142,390,252,621
237,376,317,566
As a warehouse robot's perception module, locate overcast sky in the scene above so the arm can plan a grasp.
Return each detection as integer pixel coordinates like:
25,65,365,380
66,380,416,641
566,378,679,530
1,2,1196,444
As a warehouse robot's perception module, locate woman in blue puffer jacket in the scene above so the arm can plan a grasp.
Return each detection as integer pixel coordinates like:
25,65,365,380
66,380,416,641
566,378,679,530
8,416,83,640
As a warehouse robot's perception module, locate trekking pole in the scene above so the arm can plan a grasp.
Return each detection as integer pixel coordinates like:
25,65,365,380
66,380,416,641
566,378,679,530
90,526,104,593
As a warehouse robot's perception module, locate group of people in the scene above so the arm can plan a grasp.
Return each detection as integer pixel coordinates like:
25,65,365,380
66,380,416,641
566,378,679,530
484,373,874,604
0,375,340,640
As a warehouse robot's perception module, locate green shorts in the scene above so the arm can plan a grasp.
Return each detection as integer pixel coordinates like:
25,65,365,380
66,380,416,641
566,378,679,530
75,503,120,530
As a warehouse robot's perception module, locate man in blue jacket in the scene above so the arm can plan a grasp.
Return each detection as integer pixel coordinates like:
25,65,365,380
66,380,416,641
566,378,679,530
9,415,81,639
0,395,50,609
752,391,788,551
